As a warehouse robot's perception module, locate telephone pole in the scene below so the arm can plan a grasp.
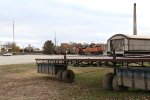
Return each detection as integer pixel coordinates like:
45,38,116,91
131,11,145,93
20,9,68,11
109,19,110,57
13,20,15,54
54,31,57,54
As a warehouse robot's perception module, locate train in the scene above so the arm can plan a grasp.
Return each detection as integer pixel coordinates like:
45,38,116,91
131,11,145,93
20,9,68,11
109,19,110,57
78,44,104,55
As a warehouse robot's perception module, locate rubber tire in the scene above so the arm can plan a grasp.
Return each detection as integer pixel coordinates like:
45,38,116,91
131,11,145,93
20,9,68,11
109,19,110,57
62,70,75,83
112,75,128,92
102,73,114,91
56,70,64,81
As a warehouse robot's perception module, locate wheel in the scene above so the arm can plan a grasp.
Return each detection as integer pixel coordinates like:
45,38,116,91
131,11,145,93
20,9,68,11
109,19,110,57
102,73,114,90
62,70,75,83
112,75,128,92
56,70,64,81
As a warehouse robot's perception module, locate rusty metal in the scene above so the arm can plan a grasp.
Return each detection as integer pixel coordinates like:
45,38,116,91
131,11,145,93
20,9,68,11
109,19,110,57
35,57,150,67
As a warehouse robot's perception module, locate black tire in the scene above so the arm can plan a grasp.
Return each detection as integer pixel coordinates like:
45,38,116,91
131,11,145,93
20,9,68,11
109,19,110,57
112,75,128,92
56,70,64,81
62,70,75,83
102,73,114,90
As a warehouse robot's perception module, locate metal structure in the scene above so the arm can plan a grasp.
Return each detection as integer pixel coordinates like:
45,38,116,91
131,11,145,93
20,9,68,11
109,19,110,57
117,67,150,90
106,3,150,56
107,34,150,55
35,53,150,91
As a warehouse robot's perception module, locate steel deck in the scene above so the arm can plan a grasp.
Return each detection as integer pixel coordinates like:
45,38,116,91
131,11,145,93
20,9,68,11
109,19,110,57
35,57,150,63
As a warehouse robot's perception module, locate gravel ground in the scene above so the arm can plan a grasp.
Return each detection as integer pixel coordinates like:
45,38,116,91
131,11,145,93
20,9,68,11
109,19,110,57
0,64,78,100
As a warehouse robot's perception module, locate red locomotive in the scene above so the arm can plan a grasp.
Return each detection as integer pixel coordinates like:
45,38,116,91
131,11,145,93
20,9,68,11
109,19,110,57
78,44,103,55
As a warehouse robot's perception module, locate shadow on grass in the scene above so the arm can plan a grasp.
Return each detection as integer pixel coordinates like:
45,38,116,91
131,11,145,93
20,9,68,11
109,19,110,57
33,75,58,82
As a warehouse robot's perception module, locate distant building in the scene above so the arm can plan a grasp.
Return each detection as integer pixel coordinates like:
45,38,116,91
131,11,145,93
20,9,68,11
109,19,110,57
0,45,6,53
24,46,40,52
0,45,1,53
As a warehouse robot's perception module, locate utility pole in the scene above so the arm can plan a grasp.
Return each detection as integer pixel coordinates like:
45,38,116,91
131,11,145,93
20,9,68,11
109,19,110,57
22,45,24,54
13,20,15,54
54,31,57,54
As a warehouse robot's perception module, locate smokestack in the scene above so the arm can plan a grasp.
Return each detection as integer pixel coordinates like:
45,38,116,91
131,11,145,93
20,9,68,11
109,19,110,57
133,3,137,35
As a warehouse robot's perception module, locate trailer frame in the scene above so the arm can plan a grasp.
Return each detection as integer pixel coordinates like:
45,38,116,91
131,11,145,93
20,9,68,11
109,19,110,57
35,53,150,91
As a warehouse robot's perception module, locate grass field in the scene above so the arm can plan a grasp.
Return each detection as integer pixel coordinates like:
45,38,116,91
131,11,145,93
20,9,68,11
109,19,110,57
0,64,150,100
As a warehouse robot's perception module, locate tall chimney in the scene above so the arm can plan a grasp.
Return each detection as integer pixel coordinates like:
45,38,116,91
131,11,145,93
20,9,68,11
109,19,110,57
133,3,137,35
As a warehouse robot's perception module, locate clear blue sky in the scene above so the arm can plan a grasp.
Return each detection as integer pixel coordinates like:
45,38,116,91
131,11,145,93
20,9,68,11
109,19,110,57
0,0,150,49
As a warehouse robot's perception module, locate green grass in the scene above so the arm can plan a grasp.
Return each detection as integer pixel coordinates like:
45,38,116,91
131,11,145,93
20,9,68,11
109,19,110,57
68,66,150,100
0,64,150,100
0,63,36,74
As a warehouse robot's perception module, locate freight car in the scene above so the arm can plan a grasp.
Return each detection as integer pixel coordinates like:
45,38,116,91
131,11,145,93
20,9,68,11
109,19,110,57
107,34,150,56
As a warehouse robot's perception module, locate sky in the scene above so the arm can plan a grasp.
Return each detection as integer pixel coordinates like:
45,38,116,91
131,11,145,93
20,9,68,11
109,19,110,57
0,0,150,49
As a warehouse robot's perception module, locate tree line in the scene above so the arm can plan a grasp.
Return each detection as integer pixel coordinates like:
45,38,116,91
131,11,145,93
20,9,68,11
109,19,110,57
43,40,105,55
43,40,82,54
1,40,105,55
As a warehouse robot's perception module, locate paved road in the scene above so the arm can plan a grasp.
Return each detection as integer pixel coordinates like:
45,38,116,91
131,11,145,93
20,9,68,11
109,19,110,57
0,55,63,65
0,55,104,65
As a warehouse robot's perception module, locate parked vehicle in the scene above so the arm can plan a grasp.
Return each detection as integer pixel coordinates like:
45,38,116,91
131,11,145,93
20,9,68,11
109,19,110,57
3,53,12,56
